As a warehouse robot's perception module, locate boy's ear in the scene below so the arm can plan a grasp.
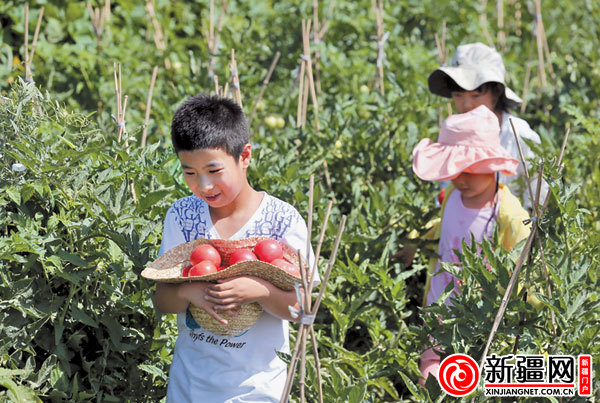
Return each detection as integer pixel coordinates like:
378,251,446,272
239,143,252,168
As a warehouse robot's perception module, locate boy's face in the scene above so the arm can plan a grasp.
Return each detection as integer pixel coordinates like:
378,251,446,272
178,145,251,209
451,172,496,200
451,90,498,114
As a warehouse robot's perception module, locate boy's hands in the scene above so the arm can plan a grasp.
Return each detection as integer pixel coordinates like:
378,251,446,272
205,276,270,312
177,282,229,325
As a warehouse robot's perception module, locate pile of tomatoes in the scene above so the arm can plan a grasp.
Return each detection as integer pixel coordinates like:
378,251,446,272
181,238,300,277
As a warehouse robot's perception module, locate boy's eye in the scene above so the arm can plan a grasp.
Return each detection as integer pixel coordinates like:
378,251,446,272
184,171,195,176
209,168,223,174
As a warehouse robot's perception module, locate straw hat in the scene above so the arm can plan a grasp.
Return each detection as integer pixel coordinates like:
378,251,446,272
428,42,522,109
412,105,519,181
142,236,303,336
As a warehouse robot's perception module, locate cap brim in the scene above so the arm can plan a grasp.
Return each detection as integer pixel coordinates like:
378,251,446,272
428,67,522,107
412,139,519,181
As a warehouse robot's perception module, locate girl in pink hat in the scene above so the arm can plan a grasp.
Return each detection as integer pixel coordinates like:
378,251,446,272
428,42,547,209
411,105,531,386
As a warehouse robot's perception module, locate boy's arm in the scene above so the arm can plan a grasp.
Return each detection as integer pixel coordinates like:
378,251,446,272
154,281,229,324
205,277,301,322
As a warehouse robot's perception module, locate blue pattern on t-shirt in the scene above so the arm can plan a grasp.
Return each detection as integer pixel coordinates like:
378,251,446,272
169,194,300,242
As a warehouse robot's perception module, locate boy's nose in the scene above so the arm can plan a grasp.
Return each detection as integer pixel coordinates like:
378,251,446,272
198,177,214,192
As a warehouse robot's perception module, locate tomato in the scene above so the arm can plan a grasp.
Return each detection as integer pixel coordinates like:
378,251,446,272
265,115,285,129
188,260,218,277
228,249,258,265
190,244,221,267
181,264,192,277
271,258,300,277
217,265,228,271
253,239,284,263
437,188,445,205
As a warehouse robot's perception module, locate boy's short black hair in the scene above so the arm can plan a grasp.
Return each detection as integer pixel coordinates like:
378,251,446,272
171,94,249,159
446,78,509,112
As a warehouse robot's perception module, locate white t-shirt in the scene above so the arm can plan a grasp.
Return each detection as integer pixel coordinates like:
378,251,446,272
158,192,316,403
499,112,548,210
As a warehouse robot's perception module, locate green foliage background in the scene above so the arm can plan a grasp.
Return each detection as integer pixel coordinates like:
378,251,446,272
1,0,599,401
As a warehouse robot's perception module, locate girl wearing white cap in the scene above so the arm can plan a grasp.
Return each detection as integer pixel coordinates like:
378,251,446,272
428,42,547,209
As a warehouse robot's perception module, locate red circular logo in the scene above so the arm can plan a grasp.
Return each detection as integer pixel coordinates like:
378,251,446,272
438,354,480,397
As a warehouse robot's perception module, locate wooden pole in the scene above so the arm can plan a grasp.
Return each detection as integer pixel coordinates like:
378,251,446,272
24,3,30,82
301,19,320,130
279,181,347,402
373,0,385,95
497,0,505,50
141,66,158,148
533,0,547,89
248,51,280,127
230,49,243,108
479,126,570,368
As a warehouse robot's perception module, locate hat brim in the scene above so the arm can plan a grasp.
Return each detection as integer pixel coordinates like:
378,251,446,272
141,236,303,291
412,138,519,181
428,67,522,108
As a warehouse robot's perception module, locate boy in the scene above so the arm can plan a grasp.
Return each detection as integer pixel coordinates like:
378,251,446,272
154,94,314,402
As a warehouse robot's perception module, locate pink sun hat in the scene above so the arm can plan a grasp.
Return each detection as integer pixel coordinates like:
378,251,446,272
412,105,519,181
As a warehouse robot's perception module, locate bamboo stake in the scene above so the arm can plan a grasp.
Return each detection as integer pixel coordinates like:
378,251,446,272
248,51,281,128
28,5,44,80
533,0,547,89
520,63,531,113
301,75,310,126
322,160,337,204
111,63,137,203
302,20,320,130
373,0,386,95
312,0,323,98
280,214,346,403
280,176,346,402
145,1,166,53
213,75,220,96
296,52,307,128
206,0,228,78
309,327,324,403
511,118,563,336
296,20,319,129
497,0,505,50
317,0,336,38
141,66,158,148
230,49,243,107
479,126,570,369
24,3,30,82
479,0,496,47
112,63,128,146
434,21,451,126
87,0,110,49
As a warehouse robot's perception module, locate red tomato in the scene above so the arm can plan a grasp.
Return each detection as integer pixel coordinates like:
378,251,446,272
437,188,445,205
190,244,221,267
271,258,300,277
253,239,284,263
228,249,258,265
188,261,218,277
217,265,227,272
181,265,192,277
